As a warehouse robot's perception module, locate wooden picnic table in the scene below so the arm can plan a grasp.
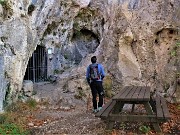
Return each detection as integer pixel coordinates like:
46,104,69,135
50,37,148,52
96,86,170,132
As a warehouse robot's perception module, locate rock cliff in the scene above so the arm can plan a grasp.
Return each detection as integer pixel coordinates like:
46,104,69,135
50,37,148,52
0,0,180,111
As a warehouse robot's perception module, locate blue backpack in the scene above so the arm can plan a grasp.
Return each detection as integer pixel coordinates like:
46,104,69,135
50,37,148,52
90,64,100,80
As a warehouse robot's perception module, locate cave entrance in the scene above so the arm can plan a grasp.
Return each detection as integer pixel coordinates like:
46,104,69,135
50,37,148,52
24,45,47,82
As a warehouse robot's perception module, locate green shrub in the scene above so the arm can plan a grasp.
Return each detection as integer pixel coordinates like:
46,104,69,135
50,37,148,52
26,98,37,109
0,0,6,5
0,114,6,124
0,0,13,18
74,89,86,100
0,123,28,135
43,21,59,36
103,76,113,98
73,22,79,30
53,69,64,75
139,125,151,134
5,99,37,113
177,105,180,110
170,41,180,57
0,112,28,134
176,42,180,47
5,102,21,113
32,90,37,95
0,100,39,135
170,50,176,57
5,100,36,113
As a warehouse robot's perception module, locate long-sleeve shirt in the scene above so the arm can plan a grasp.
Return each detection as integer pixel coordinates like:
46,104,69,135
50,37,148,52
86,63,105,82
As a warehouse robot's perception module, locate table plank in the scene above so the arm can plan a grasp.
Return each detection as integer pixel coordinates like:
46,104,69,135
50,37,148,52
131,86,142,101
133,86,142,98
144,86,150,101
112,86,129,100
113,86,151,102
138,86,146,100
125,86,138,100
118,86,134,100
101,100,116,118
112,86,133,100
95,99,113,117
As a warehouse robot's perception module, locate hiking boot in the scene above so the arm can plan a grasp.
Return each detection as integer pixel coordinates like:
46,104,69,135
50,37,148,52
93,109,98,113
97,107,102,111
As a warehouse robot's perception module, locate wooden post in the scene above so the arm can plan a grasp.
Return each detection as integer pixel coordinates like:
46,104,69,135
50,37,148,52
144,102,162,132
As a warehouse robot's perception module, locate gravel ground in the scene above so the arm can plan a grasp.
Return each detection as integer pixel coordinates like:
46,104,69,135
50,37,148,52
32,111,106,135
31,82,107,135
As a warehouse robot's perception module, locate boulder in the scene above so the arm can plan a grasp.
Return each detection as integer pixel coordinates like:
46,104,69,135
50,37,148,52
22,80,33,97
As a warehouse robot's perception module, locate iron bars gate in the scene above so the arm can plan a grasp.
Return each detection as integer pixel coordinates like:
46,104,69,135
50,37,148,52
24,46,47,83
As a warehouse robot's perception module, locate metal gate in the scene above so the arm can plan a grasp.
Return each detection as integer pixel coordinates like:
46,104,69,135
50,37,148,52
24,46,47,82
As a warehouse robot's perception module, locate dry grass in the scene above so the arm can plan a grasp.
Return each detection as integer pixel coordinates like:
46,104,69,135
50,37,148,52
0,99,39,134
103,75,113,98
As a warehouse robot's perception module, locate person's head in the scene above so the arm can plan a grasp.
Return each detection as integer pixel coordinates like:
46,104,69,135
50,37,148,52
91,56,97,63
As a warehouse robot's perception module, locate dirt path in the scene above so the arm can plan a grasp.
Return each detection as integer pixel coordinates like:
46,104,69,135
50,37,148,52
32,111,106,135
31,82,106,135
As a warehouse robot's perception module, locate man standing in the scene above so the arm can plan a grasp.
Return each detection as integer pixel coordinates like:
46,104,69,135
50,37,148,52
86,56,105,113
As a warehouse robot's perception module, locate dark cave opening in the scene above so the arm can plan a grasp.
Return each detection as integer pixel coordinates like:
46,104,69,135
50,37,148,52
24,45,47,83
79,29,100,43
72,29,100,43
63,28,100,65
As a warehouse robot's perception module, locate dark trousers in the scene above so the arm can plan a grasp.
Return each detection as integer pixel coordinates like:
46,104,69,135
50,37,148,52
90,81,104,109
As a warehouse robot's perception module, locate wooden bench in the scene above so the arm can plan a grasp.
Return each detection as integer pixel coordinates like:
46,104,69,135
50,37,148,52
95,86,171,132
95,99,116,119
95,96,171,132
155,96,171,122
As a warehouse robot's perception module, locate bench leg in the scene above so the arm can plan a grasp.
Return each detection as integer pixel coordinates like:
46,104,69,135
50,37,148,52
131,104,135,112
150,97,156,112
152,123,162,133
113,101,124,113
105,102,123,130
144,102,154,115
143,102,162,132
106,120,114,130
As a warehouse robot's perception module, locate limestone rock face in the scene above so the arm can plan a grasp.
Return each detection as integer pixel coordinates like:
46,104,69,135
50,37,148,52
0,0,180,110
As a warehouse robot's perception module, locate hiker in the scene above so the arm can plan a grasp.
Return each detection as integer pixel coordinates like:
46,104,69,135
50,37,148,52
86,56,105,113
